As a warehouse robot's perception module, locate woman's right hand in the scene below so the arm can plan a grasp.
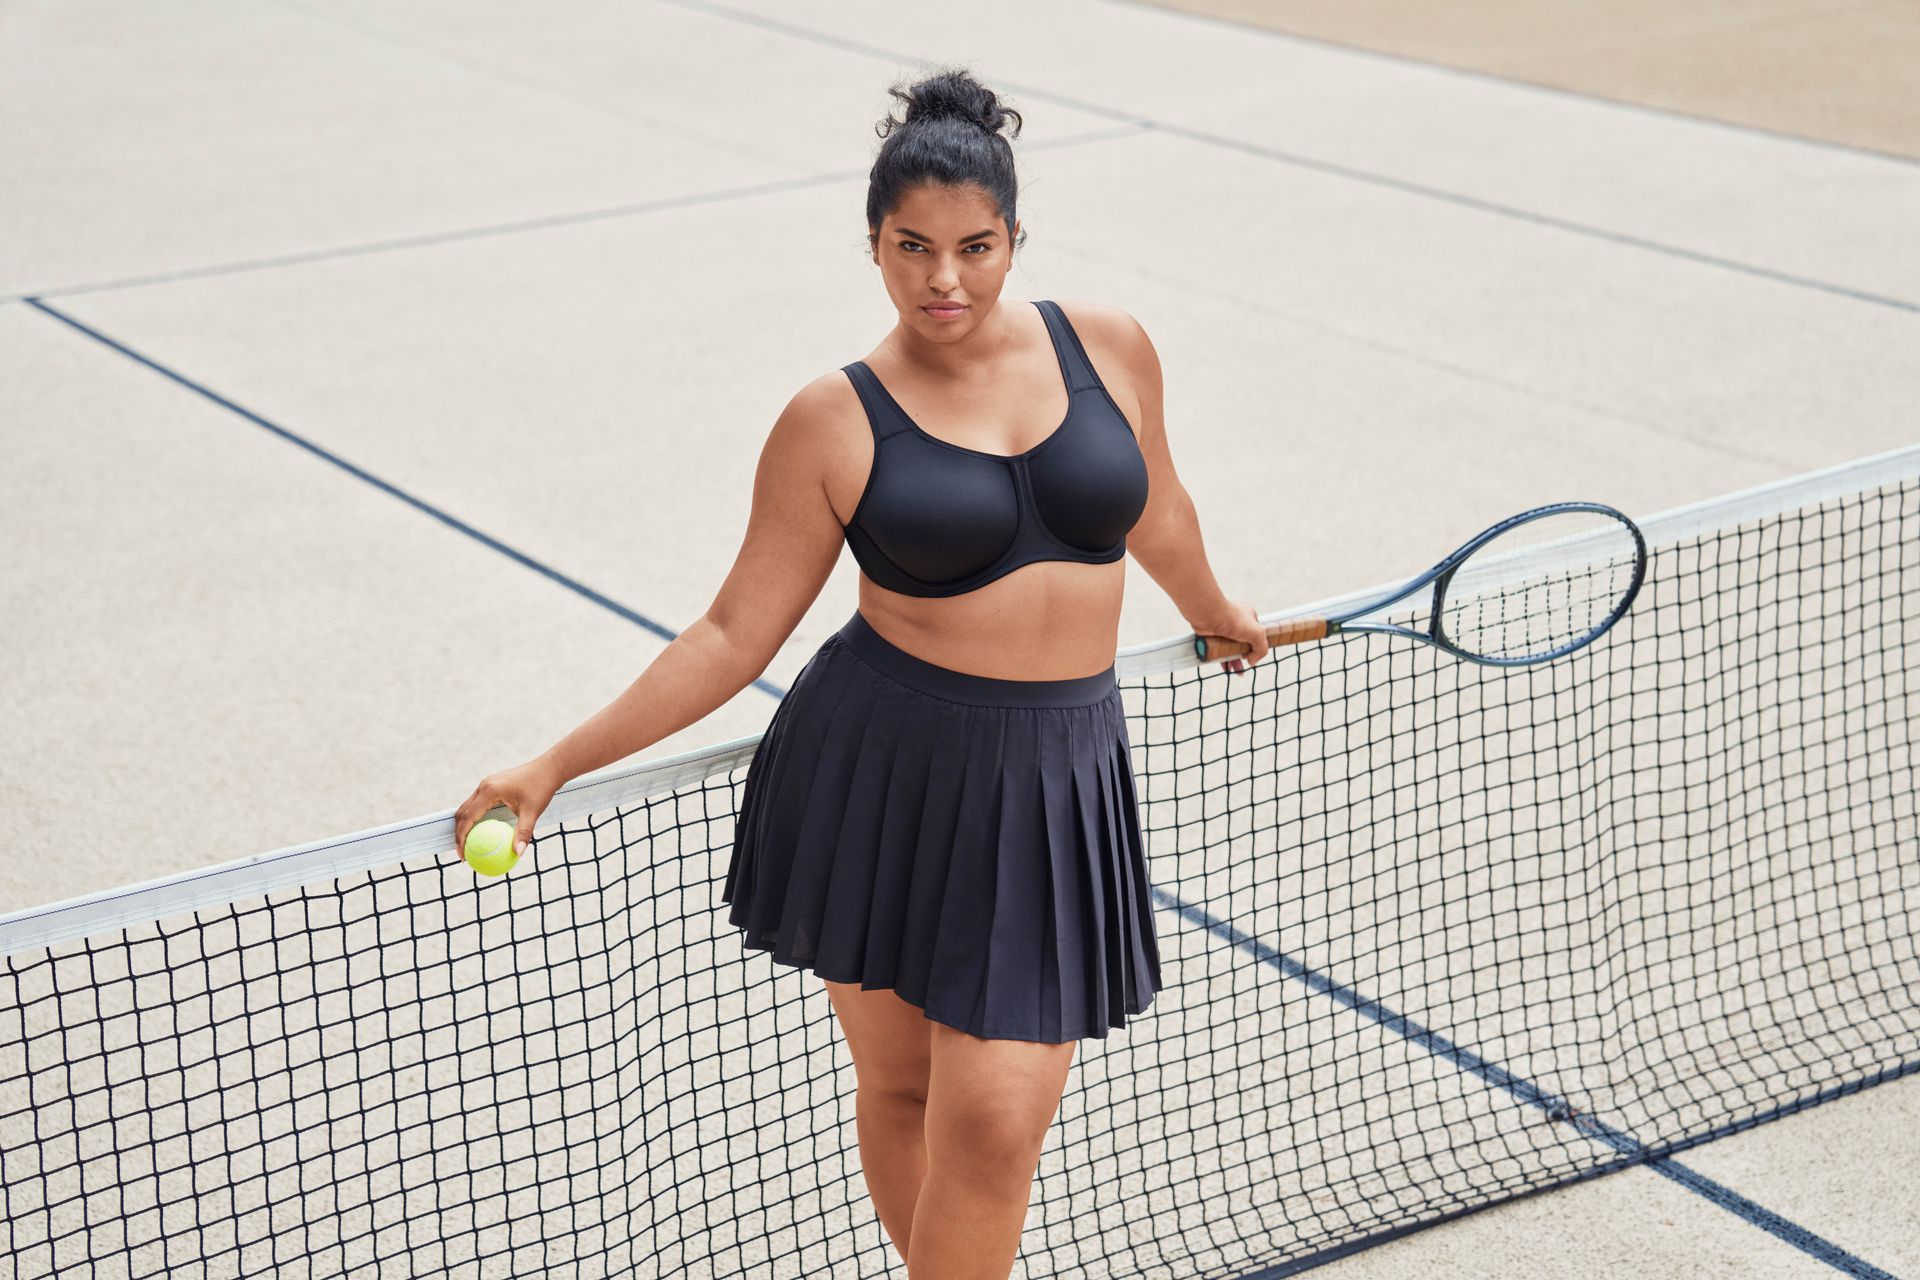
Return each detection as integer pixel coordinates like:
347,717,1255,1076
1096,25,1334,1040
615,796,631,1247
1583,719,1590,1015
453,754,566,864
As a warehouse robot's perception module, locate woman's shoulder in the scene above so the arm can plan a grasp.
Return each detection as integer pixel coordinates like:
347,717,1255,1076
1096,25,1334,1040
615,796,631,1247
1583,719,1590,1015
756,368,875,522
775,367,866,442
1049,299,1151,355
1048,299,1157,385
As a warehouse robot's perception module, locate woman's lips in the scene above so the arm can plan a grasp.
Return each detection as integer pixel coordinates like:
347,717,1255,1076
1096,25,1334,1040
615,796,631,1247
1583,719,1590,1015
923,303,967,320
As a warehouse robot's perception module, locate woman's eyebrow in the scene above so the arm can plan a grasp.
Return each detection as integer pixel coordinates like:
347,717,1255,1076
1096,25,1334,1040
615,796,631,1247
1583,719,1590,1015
895,227,999,244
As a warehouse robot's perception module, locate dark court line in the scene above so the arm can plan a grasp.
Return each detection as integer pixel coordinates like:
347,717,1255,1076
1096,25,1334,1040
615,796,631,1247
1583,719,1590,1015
25,297,791,700
4,172,861,305
662,0,1919,316
1134,117,1919,315
1156,879,1904,1277
1641,1158,1896,1279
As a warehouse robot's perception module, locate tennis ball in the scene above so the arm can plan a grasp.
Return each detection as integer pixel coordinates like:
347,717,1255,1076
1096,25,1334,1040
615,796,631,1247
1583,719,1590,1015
464,817,521,877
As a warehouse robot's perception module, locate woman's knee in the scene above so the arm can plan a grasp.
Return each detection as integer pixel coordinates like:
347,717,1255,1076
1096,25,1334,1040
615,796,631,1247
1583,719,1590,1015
923,1094,1060,1185
922,1032,1075,1177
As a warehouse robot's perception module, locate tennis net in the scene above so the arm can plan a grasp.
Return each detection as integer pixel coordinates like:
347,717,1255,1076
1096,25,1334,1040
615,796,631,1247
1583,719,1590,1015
3,446,1917,1279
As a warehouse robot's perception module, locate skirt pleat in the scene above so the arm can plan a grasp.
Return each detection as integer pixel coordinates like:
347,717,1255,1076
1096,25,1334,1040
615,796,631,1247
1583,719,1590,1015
722,610,1162,1043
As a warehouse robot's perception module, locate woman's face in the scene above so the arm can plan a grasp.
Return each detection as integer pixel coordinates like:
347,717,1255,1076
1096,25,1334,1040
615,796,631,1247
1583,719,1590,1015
870,182,1019,341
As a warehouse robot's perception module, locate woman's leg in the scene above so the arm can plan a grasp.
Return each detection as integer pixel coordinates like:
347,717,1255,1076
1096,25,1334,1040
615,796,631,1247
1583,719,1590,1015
909,1021,1077,1279
822,978,936,1265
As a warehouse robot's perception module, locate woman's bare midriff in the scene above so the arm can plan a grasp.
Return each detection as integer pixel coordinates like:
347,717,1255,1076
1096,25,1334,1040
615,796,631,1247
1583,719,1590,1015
830,302,1144,682
856,563,1126,681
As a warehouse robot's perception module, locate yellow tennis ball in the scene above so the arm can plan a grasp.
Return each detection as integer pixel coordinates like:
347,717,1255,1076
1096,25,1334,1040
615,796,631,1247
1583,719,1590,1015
464,817,521,877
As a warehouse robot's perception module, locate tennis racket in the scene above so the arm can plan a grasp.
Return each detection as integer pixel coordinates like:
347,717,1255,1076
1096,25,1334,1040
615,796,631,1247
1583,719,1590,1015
1194,501,1648,669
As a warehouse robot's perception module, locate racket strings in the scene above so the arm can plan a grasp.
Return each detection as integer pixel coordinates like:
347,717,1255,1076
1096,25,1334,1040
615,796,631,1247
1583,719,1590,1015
1437,512,1643,662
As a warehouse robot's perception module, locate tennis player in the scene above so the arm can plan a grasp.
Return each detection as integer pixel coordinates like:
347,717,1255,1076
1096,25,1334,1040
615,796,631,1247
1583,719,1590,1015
456,66,1269,1279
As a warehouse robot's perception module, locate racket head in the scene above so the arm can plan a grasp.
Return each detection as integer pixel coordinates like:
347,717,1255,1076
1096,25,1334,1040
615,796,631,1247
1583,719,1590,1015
1428,502,1648,666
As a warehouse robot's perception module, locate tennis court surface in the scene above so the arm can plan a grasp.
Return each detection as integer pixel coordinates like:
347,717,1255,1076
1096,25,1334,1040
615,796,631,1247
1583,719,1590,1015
5,2,1917,1276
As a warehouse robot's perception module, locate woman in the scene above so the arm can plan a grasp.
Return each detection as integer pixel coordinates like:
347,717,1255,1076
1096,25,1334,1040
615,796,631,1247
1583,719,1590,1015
455,66,1268,1280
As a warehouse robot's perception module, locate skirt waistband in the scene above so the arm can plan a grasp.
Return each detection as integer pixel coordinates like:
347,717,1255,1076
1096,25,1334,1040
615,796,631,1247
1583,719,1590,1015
835,611,1118,708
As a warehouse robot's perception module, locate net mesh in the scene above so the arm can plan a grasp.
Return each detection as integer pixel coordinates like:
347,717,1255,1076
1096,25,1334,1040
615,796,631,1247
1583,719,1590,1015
3,467,1917,1279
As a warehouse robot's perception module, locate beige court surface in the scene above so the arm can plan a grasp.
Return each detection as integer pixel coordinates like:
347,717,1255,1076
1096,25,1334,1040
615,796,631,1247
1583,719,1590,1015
3,1,1918,1277
1138,0,1920,160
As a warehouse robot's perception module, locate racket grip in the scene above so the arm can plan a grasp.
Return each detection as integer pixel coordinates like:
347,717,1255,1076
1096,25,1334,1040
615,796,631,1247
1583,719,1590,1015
1193,616,1330,661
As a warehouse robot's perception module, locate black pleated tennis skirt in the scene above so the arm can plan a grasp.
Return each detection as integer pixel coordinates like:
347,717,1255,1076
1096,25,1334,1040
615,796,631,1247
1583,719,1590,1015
721,609,1162,1043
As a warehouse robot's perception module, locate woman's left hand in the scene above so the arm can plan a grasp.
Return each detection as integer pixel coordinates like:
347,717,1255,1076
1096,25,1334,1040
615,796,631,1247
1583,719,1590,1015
1188,598,1270,676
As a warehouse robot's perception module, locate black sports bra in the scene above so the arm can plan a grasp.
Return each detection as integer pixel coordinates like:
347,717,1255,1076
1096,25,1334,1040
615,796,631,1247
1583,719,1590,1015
840,300,1149,598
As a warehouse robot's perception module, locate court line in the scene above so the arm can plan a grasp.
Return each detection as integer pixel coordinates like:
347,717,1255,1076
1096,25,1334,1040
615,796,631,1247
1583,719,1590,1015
23,296,793,701
0,126,1142,305
13,133,1832,494
9,6,1909,317
662,0,1919,315
1046,243,1815,476
1098,0,1920,171
1638,1160,1898,1280
1160,876,1905,1276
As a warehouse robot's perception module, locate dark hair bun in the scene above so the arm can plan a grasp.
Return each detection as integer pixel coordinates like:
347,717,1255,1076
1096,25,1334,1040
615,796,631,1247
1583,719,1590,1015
864,66,1026,255
877,67,1023,141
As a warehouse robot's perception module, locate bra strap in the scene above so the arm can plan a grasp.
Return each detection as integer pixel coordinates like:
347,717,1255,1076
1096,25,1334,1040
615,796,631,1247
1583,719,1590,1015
842,362,913,441
1035,300,1101,394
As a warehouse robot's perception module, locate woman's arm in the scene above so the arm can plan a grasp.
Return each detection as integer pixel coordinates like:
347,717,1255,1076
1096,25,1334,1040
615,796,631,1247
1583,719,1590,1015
533,373,852,785
1088,305,1261,647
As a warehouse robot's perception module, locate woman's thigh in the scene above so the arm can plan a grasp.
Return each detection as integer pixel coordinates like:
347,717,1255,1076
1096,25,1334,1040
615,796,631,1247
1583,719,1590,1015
823,978,935,1100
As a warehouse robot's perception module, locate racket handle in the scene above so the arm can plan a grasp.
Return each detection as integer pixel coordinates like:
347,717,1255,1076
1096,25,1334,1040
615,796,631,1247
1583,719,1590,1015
1193,616,1330,661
